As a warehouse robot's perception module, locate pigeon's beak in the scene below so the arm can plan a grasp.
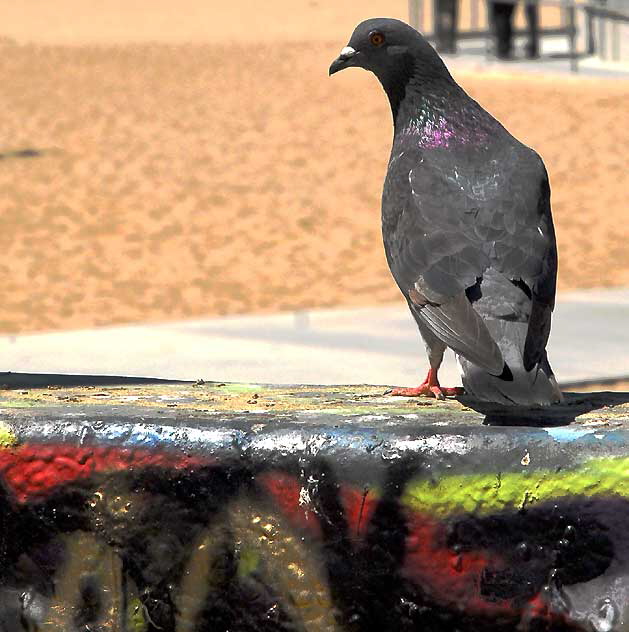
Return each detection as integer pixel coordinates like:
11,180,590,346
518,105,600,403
329,46,359,75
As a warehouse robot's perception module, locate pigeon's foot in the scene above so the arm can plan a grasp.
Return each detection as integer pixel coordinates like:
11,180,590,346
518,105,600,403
386,369,464,400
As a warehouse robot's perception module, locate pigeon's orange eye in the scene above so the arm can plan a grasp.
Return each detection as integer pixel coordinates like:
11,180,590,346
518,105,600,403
369,31,385,47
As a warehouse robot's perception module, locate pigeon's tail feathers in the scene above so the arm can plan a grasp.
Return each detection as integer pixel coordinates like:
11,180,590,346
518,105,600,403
458,354,562,406
457,318,562,406
412,292,505,376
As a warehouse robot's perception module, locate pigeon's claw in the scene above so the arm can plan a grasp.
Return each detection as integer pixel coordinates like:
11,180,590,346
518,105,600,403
430,385,446,400
387,384,455,399
387,369,464,399
387,385,430,397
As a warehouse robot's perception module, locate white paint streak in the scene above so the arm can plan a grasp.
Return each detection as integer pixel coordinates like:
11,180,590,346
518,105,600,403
298,485,311,507
252,432,307,453
357,414,389,423
393,435,469,455
306,434,329,456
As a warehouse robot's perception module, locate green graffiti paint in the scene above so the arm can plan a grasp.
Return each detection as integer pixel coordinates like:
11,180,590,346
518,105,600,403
127,597,148,632
217,383,264,394
0,400,41,408
0,421,16,447
402,456,629,516
238,548,261,577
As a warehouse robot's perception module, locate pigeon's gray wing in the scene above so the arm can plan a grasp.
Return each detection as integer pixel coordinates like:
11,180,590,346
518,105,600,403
382,144,557,373
520,163,557,372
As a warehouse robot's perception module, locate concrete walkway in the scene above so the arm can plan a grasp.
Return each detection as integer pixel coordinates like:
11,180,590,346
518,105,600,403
1,288,627,388
445,45,629,79
444,31,629,79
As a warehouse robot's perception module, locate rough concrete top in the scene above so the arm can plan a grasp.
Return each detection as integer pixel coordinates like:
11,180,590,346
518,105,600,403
1,374,628,489
0,376,627,423
1,374,627,425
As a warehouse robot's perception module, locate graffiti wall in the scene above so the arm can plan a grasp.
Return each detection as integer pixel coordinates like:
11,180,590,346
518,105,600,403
0,378,628,631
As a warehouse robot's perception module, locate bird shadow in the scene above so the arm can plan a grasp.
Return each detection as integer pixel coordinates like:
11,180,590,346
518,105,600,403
458,390,629,427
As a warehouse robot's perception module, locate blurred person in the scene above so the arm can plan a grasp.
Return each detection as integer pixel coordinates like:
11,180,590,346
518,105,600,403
490,0,539,59
434,0,459,53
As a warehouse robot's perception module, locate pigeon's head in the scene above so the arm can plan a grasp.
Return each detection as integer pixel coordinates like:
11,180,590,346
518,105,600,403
329,18,438,77
330,18,453,116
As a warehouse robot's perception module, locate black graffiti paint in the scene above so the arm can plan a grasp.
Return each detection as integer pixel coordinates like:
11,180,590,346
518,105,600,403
0,460,620,631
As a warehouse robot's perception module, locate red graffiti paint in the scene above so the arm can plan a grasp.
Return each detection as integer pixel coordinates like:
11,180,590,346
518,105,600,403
258,471,322,536
258,471,571,623
0,444,207,503
258,472,379,540
340,485,378,540
260,472,498,610
402,512,512,617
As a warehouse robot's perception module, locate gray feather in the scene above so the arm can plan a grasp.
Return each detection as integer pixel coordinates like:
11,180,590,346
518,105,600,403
410,292,504,374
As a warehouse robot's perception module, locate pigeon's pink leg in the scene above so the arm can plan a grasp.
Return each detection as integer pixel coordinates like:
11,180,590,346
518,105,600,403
387,368,464,400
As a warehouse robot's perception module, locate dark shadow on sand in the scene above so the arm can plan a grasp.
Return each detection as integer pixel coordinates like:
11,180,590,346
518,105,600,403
0,371,189,389
0,148,44,160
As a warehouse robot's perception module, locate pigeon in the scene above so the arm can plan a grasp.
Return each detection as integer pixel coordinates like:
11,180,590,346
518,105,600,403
329,18,562,406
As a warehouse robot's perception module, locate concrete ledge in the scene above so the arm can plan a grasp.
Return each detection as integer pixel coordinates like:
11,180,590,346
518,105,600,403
0,377,628,630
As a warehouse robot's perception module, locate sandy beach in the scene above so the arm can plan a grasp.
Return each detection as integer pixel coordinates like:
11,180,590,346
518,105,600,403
0,2,627,334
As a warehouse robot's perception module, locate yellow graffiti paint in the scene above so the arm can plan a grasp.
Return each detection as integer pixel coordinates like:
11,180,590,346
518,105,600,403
42,532,124,630
174,501,340,632
402,456,629,517
0,421,16,448
229,501,340,631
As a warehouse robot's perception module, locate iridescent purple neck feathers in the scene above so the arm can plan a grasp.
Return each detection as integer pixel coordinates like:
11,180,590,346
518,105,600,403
402,113,455,149
397,97,490,150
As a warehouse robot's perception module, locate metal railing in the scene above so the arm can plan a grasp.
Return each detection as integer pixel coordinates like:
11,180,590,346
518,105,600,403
584,2,629,60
